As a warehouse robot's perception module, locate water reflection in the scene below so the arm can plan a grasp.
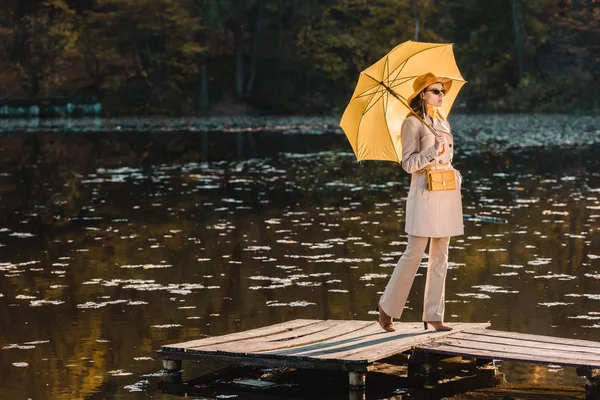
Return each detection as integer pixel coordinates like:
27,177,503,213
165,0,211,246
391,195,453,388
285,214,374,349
0,115,599,399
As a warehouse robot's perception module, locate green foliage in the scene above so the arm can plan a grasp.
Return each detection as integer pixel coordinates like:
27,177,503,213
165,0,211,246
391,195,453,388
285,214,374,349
84,0,202,113
16,1,80,96
0,0,598,114
296,0,439,83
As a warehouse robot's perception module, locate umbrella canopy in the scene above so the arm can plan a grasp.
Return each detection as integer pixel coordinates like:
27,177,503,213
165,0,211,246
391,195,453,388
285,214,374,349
340,40,466,163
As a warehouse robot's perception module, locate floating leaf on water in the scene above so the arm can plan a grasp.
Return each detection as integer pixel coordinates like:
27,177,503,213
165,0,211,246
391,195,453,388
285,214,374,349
288,301,316,307
275,265,298,270
30,299,65,307
3,344,35,350
527,258,552,266
244,246,271,251
315,257,373,264
9,232,35,238
472,285,518,293
276,239,297,244
120,264,172,269
15,295,36,300
456,293,492,299
295,282,322,287
24,340,50,345
12,362,28,367
107,369,133,376
77,300,128,309
568,315,600,320
534,274,577,280
359,273,388,281
151,324,182,328
124,380,150,392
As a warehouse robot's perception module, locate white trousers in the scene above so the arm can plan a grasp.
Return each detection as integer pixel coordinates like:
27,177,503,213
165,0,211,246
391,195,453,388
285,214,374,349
379,235,450,321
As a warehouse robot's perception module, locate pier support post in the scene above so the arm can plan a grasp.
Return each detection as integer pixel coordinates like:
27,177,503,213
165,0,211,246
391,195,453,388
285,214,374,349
162,359,182,372
408,350,439,389
577,367,600,400
347,369,366,400
162,359,183,384
348,371,366,389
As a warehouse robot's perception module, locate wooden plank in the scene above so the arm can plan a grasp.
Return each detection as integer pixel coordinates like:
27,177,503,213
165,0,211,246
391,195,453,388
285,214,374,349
193,320,372,353
447,331,600,356
419,340,600,368
459,328,600,350
259,321,390,358
425,338,600,362
162,319,319,351
340,322,491,362
157,349,369,371
262,322,490,362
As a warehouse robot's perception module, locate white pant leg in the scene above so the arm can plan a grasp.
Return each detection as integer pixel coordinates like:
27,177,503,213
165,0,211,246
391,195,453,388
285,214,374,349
422,236,450,322
379,235,429,319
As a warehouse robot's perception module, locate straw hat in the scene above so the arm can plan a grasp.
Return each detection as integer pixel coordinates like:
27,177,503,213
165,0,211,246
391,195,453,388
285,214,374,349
407,72,453,104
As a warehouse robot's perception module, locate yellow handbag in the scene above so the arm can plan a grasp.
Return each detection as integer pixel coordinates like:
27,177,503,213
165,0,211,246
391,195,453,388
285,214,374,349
426,169,456,191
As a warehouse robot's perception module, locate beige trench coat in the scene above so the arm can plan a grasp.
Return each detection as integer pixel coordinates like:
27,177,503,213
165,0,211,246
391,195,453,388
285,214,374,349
400,115,464,238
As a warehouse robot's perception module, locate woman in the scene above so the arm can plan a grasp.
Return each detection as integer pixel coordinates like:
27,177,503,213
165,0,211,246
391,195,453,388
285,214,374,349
377,72,464,332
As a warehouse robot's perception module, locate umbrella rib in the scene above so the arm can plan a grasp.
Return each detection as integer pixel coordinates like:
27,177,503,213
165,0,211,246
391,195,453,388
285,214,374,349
352,74,387,100
362,87,386,115
354,86,383,99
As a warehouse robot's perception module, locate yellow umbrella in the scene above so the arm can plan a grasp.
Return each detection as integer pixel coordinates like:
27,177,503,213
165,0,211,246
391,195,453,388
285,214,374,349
339,40,466,163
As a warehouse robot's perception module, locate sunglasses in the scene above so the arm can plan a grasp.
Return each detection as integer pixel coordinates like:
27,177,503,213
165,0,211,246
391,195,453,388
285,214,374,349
425,88,447,95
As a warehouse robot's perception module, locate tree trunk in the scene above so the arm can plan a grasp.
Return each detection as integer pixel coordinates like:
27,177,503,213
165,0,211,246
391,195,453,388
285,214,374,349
412,1,420,41
233,0,244,98
200,60,209,109
246,0,263,95
511,0,524,83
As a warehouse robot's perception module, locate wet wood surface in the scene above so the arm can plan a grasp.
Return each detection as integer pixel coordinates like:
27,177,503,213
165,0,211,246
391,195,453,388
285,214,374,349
158,319,490,370
418,328,600,369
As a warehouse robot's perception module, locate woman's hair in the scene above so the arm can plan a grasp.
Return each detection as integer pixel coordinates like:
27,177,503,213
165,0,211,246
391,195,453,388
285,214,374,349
408,92,426,119
408,82,448,121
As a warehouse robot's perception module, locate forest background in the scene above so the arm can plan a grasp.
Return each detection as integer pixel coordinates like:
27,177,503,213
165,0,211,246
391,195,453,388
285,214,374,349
0,0,598,117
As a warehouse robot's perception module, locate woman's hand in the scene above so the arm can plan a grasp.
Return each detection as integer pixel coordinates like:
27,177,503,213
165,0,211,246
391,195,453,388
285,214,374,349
434,135,447,155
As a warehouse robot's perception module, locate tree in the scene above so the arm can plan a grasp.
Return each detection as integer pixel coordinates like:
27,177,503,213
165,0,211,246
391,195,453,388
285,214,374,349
296,0,439,85
551,0,600,109
12,1,79,96
86,0,203,112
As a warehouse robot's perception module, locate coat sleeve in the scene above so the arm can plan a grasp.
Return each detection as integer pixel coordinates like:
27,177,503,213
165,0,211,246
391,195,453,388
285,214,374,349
401,117,438,174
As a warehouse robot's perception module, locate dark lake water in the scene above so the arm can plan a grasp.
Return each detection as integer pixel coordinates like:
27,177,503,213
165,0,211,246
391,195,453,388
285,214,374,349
0,114,599,399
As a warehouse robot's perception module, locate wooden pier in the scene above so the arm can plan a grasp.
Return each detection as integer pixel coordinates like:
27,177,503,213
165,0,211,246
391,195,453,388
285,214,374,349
156,319,600,399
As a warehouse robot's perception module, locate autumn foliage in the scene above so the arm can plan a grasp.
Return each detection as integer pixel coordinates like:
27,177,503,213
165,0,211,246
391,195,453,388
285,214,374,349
0,0,598,115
